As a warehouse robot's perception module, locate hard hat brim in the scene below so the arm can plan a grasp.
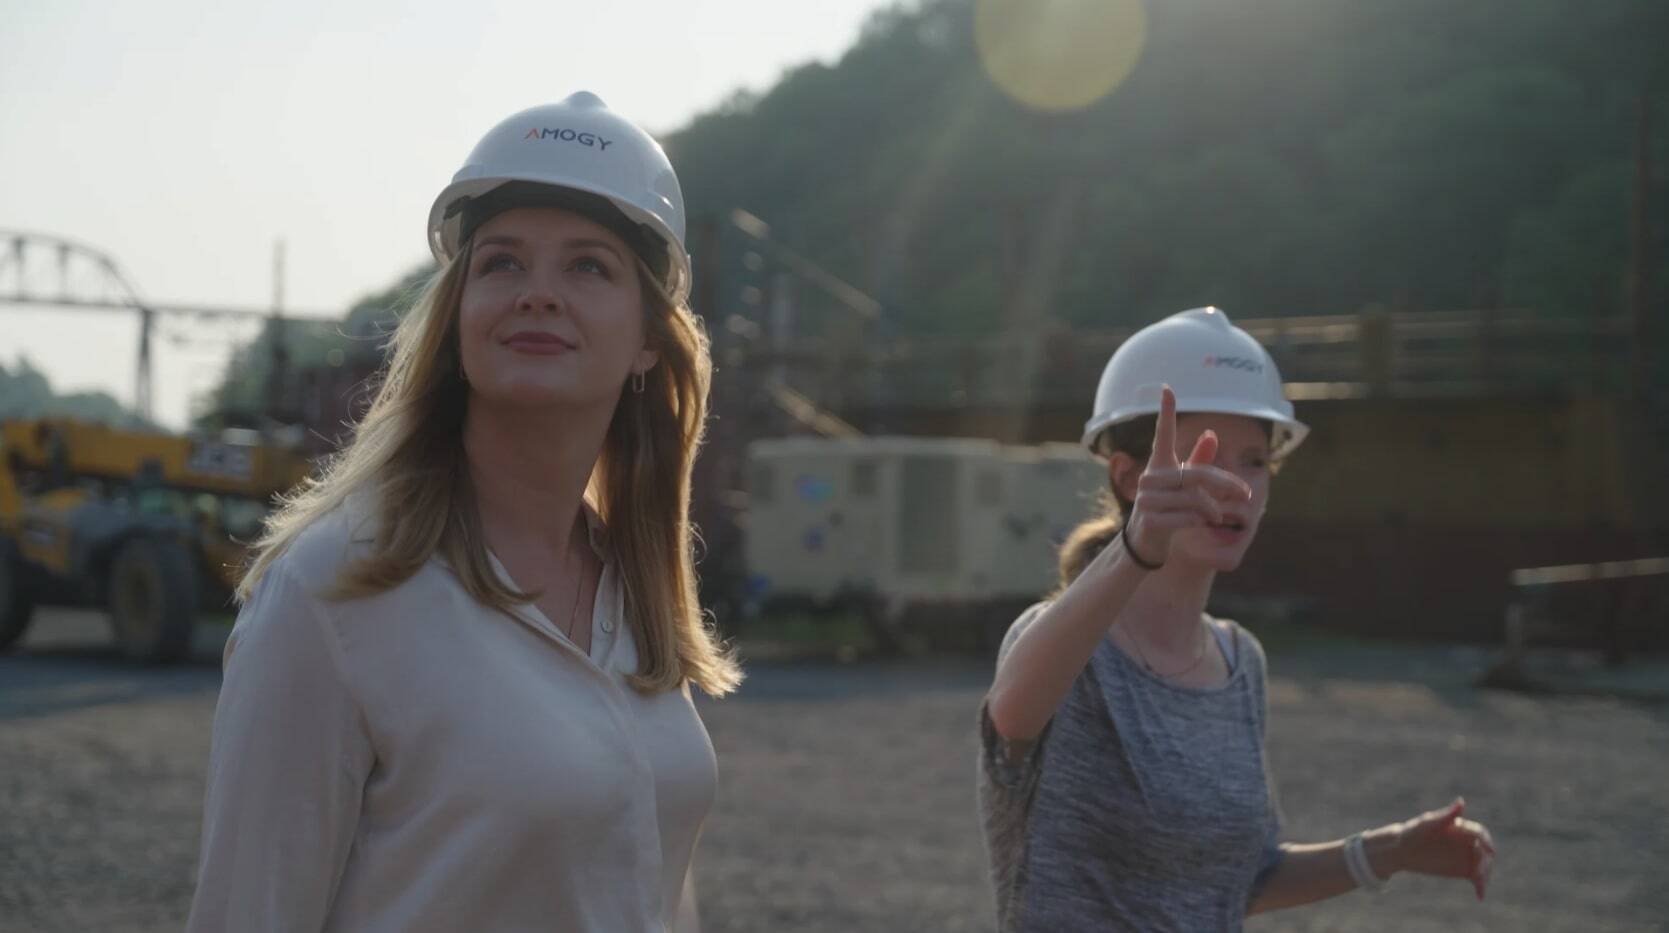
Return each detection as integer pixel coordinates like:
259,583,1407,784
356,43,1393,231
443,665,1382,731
429,174,691,303
1082,397,1309,461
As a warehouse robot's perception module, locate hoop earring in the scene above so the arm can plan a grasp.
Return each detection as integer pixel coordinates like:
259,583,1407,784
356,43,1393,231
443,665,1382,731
631,371,645,394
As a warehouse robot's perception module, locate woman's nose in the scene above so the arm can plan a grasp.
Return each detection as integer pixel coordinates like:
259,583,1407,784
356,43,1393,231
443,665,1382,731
516,278,565,314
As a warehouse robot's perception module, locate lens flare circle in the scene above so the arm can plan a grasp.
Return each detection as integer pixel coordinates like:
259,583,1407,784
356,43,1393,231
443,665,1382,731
975,0,1148,112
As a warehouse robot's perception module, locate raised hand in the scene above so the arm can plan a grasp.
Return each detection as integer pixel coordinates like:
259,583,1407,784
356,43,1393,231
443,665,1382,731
1392,798,1497,900
1124,385,1252,566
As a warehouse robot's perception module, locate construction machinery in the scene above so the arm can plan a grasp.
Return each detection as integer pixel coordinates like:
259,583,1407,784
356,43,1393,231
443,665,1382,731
0,419,313,661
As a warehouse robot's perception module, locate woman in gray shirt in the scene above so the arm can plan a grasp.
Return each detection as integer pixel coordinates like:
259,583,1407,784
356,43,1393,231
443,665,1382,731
980,308,1495,931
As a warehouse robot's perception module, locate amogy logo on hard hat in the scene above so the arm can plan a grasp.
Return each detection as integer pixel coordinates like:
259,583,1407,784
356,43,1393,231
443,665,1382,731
522,127,614,150
1204,355,1264,373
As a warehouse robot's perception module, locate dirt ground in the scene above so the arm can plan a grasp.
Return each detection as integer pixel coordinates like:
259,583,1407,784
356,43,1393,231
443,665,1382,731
3,610,1667,932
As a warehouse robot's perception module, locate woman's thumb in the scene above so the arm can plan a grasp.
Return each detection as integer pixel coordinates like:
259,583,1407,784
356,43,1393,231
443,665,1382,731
1440,797,1465,823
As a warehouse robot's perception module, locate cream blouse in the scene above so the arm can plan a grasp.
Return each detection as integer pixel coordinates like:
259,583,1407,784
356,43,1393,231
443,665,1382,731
186,505,715,932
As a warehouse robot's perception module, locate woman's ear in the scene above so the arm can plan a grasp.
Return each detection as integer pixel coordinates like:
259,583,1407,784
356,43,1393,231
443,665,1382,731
1108,451,1142,503
633,348,660,376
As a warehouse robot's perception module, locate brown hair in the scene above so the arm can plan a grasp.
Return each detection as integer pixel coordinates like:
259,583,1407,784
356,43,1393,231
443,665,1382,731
1056,417,1157,588
239,236,742,697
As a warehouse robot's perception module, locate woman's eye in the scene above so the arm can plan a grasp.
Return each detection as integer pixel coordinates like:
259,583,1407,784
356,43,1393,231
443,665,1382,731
479,253,522,274
573,255,611,277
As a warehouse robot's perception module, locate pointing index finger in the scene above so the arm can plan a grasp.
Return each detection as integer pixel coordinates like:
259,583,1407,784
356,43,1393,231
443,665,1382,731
1149,385,1178,470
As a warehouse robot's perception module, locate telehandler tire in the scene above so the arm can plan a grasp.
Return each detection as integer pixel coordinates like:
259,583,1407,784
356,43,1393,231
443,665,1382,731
108,537,198,663
0,539,36,653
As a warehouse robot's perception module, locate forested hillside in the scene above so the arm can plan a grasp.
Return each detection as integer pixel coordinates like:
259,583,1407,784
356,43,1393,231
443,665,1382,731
194,0,1668,417
668,0,1667,334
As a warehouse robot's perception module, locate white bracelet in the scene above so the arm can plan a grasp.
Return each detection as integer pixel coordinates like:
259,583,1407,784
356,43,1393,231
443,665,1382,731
1344,832,1389,892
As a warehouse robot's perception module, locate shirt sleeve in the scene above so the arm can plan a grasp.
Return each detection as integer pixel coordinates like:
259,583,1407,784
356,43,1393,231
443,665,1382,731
1244,626,1286,902
978,602,1053,793
186,562,374,932
1249,775,1286,902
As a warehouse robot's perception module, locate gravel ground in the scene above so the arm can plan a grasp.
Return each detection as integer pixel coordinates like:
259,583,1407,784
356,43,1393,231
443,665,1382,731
3,610,1667,932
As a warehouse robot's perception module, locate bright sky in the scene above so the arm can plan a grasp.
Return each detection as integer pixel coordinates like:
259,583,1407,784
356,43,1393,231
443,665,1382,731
0,0,895,428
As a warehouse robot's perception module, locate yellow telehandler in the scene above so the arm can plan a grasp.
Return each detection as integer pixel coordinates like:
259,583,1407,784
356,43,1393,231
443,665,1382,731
0,419,313,661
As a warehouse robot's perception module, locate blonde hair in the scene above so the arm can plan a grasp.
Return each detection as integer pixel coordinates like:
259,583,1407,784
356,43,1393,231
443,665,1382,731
240,236,742,697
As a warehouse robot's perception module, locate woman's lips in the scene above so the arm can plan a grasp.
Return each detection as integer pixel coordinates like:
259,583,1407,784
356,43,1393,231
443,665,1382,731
1207,517,1247,546
504,332,574,355
1208,525,1246,546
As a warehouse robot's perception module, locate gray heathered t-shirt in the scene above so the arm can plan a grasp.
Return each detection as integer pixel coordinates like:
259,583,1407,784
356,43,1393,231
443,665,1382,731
978,603,1284,932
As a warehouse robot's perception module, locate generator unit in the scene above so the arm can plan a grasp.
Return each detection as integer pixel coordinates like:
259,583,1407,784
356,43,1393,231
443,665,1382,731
742,436,1105,642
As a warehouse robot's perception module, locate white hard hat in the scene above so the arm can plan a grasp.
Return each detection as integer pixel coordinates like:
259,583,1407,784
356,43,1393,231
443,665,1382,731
428,91,692,303
1082,307,1309,460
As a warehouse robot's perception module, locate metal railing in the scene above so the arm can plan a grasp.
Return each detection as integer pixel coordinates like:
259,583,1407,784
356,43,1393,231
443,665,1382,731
735,309,1643,411
1498,557,1669,672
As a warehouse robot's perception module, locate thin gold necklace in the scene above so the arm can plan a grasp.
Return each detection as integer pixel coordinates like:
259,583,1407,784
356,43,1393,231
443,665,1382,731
1124,621,1209,679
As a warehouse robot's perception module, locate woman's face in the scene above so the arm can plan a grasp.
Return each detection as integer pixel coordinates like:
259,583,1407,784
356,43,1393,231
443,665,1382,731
1139,412,1273,572
457,206,657,410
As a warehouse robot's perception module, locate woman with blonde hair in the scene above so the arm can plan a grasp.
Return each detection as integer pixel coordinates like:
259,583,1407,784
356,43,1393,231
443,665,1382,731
187,91,740,933
979,308,1495,931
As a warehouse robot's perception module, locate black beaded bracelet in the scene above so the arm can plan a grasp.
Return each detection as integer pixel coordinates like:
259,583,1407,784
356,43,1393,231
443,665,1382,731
1118,524,1164,571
